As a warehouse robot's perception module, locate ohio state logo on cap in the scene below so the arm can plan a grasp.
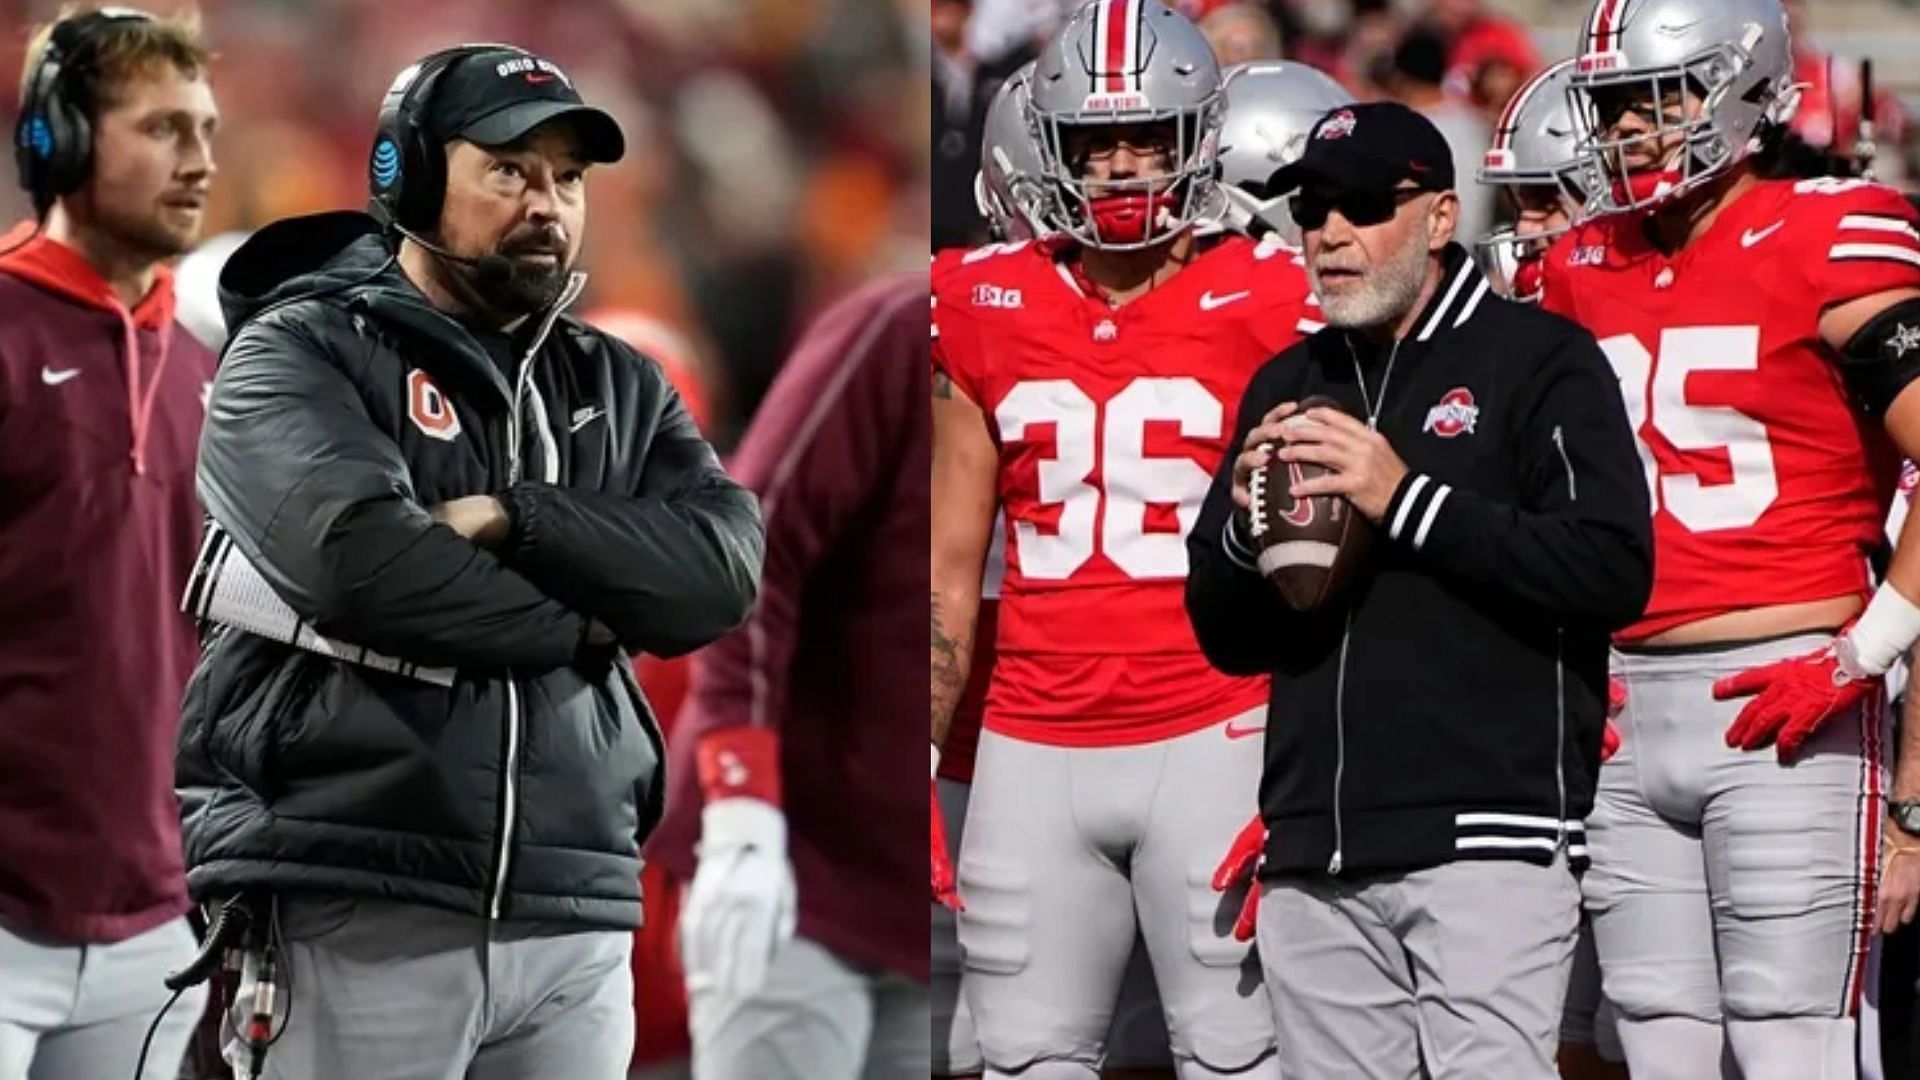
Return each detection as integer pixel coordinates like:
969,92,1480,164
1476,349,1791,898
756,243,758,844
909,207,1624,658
1317,109,1357,140
1423,387,1479,438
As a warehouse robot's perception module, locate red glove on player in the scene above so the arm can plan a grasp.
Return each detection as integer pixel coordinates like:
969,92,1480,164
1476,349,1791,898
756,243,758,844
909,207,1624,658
1713,637,1878,763
1211,814,1266,943
930,770,962,911
1602,675,1625,763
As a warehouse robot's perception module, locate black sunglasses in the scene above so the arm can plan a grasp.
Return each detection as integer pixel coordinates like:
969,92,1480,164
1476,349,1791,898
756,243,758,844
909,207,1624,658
1290,187,1427,230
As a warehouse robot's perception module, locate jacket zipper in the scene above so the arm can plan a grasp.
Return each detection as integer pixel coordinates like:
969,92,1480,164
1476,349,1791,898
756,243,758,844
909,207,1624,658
1552,425,1577,501
1554,628,1568,853
490,678,522,919
488,273,584,920
507,275,586,485
1328,336,1400,876
1552,425,1574,854
1330,607,1356,875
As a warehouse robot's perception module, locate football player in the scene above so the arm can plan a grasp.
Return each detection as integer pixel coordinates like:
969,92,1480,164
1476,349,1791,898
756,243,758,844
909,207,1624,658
1479,59,1630,1080
1475,59,1594,303
929,3,1318,1078
1541,1,1920,1077
934,64,1178,1080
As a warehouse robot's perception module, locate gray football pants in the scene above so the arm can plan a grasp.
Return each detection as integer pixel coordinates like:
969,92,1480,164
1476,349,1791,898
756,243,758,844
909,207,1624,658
956,716,1277,1078
1591,633,1883,1080
687,934,926,1080
934,779,1171,1076
261,893,633,1080
0,914,206,1080
1256,854,1580,1079
1558,914,1624,1063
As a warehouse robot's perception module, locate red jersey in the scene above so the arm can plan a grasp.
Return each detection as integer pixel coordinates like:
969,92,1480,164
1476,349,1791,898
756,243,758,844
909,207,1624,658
933,234,1316,746
1541,177,1918,641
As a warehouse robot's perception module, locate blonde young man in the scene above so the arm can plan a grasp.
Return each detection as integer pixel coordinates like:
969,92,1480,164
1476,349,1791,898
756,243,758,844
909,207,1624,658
0,7,219,1079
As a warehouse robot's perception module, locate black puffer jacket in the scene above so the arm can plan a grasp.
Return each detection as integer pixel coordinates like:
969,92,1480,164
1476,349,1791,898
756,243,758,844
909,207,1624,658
177,211,763,928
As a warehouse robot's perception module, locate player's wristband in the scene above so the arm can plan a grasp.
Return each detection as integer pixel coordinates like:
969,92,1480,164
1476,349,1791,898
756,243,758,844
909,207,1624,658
696,727,782,806
931,742,941,780
1845,584,1920,677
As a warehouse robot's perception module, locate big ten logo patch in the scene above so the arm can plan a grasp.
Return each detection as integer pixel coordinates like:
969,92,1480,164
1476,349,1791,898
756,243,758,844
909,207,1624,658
971,282,1023,309
407,370,462,442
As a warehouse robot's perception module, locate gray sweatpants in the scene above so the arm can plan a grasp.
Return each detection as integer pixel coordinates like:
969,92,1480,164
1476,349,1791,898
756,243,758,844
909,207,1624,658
687,935,926,1080
0,914,206,1080
1256,855,1580,1080
261,893,633,1080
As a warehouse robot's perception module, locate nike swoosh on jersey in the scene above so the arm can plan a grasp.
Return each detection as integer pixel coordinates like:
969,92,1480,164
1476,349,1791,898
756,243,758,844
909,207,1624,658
1200,290,1252,311
41,367,80,386
570,406,606,432
1224,720,1267,740
1741,221,1786,248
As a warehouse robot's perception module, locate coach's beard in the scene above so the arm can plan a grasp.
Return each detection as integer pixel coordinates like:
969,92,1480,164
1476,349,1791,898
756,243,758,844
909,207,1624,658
473,230,572,315
1311,231,1430,332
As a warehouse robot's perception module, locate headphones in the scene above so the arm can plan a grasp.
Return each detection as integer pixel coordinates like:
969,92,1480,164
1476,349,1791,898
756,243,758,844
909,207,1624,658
367,42,530,233
13,7,157,218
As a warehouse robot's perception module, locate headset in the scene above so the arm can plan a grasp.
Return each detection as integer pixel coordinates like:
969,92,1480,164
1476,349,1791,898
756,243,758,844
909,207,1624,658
367,41,529,233
14,6,157,218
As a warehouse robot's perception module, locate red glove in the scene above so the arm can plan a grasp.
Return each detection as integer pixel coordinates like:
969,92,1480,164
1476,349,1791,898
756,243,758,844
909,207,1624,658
1601,675,1625,762
1712,638,1877,763
931,777,963,911
1211,814,1266,943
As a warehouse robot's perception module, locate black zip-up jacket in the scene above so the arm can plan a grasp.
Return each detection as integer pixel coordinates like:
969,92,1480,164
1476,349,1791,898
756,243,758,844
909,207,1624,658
1186,246,1652,879
176,211,763,928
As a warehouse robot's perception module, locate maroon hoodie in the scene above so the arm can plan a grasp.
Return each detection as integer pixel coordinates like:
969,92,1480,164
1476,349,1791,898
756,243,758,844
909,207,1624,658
0,222,214,943
648,273,929,981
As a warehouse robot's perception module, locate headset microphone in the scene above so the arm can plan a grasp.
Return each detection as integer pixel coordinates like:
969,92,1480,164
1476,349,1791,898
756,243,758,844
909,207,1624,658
392,224,516,287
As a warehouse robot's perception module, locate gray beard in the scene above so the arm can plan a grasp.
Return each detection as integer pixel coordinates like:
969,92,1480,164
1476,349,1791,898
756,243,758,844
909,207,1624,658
1311,235,1431,331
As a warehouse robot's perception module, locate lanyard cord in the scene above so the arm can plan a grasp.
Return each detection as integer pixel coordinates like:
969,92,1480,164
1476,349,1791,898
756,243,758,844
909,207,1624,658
1344,333,1402,432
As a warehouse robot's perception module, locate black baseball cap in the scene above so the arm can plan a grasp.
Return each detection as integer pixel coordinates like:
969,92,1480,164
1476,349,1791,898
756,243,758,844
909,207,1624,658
424,48,625,163
1266,102,1453,197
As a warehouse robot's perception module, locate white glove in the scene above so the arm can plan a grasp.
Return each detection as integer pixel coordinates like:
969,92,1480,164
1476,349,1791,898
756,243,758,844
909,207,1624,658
679,796,797,999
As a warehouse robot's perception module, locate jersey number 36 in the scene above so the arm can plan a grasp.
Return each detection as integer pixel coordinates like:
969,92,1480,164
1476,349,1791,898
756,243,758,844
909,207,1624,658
996,377,1222,581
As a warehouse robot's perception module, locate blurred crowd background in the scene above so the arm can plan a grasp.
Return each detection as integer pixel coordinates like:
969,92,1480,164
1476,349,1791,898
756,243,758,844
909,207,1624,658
934,0,1920,251
0,0,933,449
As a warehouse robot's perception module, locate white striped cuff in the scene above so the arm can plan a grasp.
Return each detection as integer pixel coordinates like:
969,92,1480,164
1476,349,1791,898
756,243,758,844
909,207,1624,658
1223,516,1261,573
1385,473,1453,552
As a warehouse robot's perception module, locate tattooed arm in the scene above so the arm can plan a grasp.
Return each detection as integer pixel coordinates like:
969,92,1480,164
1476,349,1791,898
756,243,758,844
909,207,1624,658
931,367,999,747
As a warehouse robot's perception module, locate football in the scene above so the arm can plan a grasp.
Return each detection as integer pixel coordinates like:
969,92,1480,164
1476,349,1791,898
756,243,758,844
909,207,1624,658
1245,395,1373,611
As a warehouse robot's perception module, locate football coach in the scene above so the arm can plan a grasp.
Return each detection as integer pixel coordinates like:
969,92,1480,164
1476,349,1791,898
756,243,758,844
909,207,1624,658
175,44,762,1079
1184,102,1652,1079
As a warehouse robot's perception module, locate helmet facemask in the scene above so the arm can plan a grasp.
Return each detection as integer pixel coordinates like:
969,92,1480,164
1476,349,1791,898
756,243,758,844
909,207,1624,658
975,142,1055,242
1570,28,1799,214
1477,180,1587,302
1035,106,1223,251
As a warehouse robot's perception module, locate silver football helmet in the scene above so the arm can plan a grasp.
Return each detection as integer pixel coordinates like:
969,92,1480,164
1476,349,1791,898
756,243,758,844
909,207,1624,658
1568,0,1799,214
975,63,1052,241
1476,59,1596,301
1214,61,1354,243
1027,0,1225,250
